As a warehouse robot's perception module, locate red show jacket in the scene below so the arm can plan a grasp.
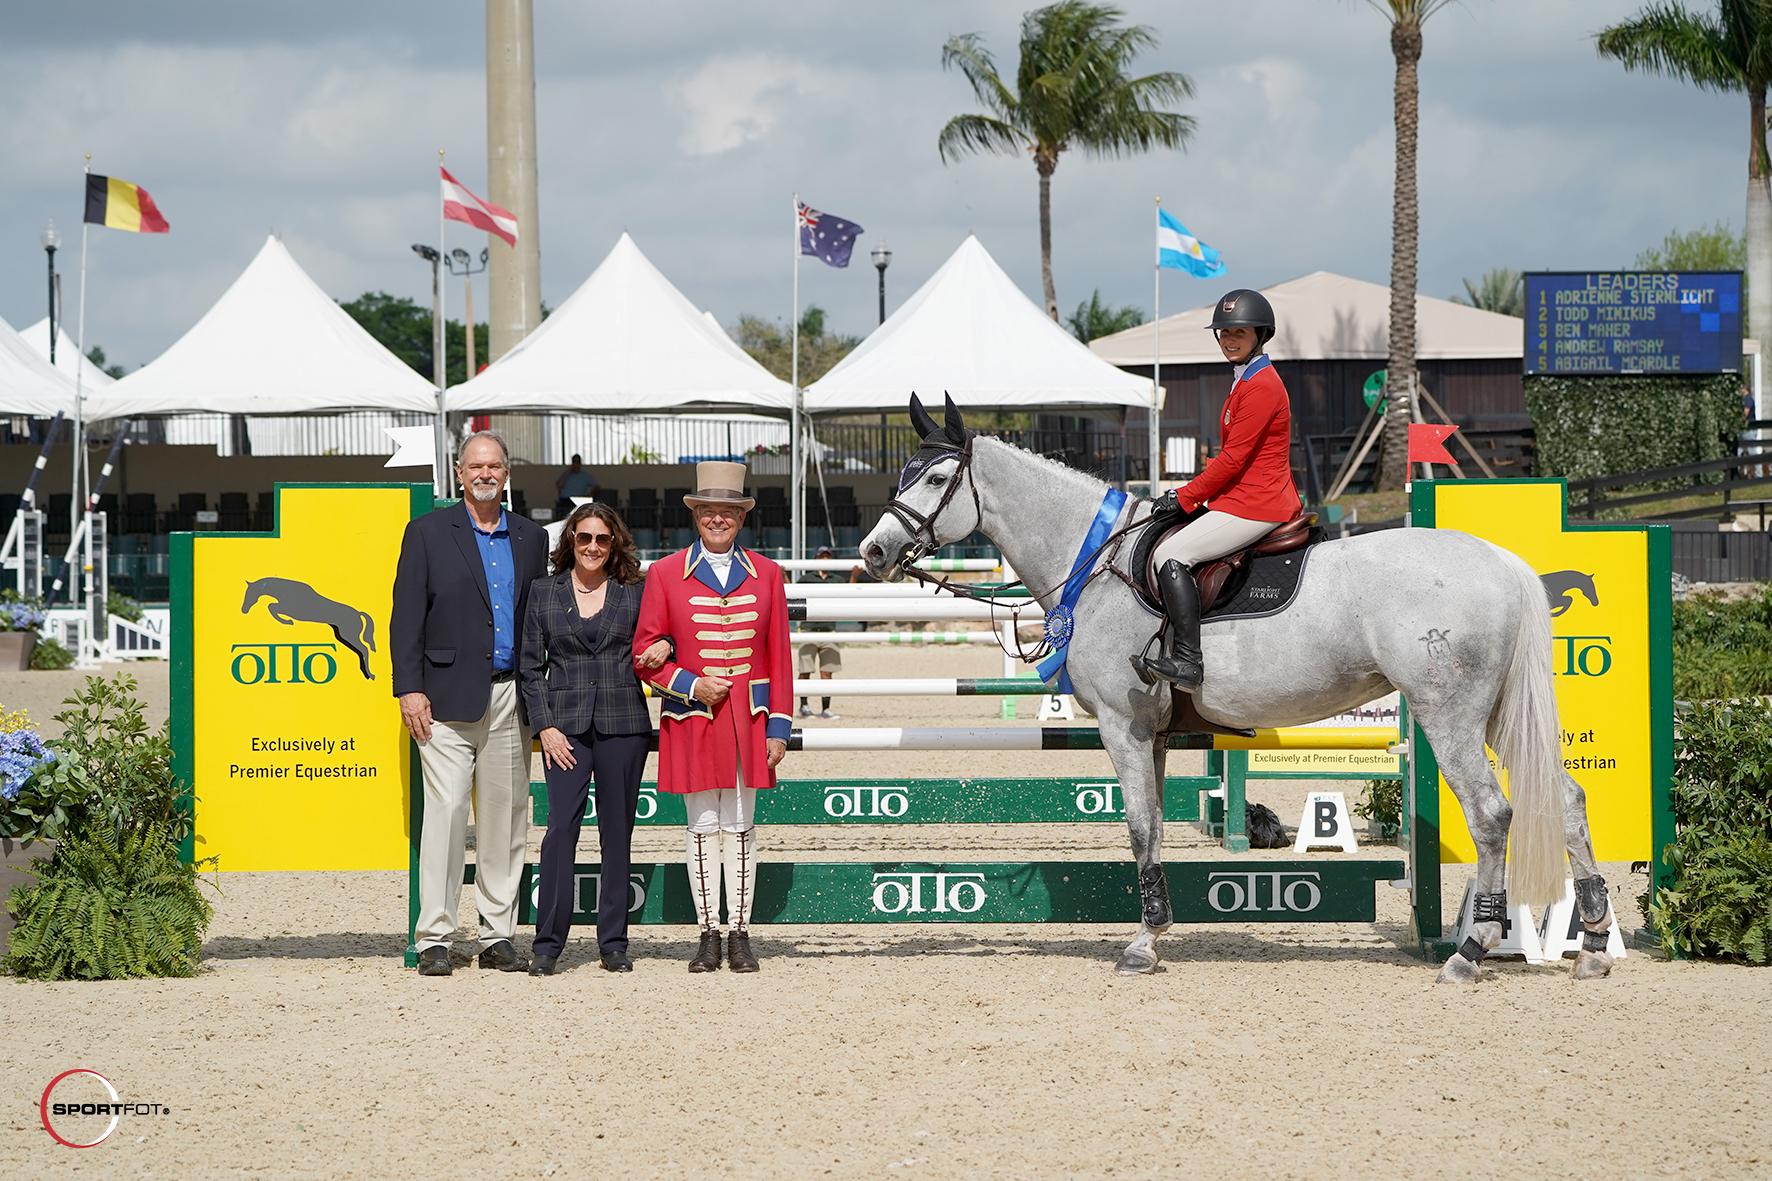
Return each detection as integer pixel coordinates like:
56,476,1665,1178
1177,355,1303,522
634,541,794,794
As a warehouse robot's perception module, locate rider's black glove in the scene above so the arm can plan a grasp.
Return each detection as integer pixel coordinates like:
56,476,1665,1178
1153,489,1180,515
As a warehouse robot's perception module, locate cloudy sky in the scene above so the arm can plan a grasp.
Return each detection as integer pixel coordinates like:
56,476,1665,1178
0,1,1749,371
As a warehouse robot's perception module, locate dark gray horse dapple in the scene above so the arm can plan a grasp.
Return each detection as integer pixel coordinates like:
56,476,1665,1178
861,397,1617,983
242,577,377,680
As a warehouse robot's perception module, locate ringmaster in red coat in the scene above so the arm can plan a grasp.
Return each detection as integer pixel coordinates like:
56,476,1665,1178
634,460,792,974
1136,288,1303,694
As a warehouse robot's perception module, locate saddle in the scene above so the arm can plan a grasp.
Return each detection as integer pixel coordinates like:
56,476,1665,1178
1130,507,1319,613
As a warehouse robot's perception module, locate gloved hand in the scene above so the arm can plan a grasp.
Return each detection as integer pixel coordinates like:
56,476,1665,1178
1153,488,1181,515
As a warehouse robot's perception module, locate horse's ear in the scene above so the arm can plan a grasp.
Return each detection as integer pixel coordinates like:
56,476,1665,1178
943,393,967,440
909,393,938,440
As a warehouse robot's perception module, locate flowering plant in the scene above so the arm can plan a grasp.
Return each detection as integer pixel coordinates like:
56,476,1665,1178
0,707,57,839
0,596,44,633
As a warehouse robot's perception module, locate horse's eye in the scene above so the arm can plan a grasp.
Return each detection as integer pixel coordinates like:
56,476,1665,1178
929,473,946,486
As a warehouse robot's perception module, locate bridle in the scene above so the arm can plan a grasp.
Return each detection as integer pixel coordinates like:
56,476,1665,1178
883,434,982,567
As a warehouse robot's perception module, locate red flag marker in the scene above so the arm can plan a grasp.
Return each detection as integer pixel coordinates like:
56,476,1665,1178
1408,422,1459,466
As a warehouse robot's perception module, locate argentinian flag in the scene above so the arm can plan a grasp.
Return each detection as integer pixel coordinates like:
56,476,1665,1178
1157,208,1227,278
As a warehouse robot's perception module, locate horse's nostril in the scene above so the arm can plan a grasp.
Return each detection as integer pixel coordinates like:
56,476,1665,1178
867,545,883,559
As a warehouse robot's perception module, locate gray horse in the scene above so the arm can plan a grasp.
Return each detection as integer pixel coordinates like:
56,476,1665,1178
860,397,1616,984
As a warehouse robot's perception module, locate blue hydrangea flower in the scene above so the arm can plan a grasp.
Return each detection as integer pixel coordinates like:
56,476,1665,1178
0,729,53,801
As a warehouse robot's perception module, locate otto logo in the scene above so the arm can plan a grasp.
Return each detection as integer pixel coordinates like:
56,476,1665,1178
530,872,647,916
589,787,659,821
230,642,339,685
825,785,908,818
1555,635,1612,677
871,871,987,914
1073,783,1123,815
40,1070,169,1148
1206,870,1323,914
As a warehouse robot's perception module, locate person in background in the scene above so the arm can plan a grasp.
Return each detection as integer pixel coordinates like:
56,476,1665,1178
797,544,843,719
393,431,549,977
555,454,599,515
520,502,671,975
634,461,792,974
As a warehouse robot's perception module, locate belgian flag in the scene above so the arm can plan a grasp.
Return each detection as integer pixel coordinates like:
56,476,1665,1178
83,174,169,233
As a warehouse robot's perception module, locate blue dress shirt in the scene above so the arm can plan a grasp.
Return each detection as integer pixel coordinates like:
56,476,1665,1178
471,511,516,671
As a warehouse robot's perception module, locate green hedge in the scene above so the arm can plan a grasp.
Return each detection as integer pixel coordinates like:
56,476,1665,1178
1524,373,1742,485
1673,586,1772,701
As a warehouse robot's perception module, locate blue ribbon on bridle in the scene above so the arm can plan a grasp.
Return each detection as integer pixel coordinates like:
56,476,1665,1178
1034,487,1128,695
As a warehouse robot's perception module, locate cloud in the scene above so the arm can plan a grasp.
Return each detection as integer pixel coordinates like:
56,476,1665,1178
675,54,843,157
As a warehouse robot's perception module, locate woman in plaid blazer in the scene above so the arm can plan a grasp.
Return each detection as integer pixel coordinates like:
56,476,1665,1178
520,502,667,975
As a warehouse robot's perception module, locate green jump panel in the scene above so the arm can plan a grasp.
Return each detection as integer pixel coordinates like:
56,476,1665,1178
529,777,1215,827
507,859,1407,926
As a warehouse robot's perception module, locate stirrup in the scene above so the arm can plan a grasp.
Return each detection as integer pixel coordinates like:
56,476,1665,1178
1137,653,1201,693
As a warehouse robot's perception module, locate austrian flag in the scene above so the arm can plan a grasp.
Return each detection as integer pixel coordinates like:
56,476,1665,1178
441,168,517,246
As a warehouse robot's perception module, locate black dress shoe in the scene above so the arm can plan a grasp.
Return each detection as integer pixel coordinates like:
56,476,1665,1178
600,950,633,972
417,946,452,977
727,929,759,973
528,954,558,976
478,939,529,972
688,928,723,973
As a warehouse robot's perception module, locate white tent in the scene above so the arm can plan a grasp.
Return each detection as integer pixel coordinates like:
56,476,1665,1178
86,235,439,420
0,313,76,417
20,319,116,388
449,233,793,414
803,235,1153,414
1088,271,1523,367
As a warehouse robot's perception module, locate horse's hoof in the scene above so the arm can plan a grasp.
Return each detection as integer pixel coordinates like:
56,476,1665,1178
1571,950,1614,980
1114,946,1160,975
1435,953,1482,984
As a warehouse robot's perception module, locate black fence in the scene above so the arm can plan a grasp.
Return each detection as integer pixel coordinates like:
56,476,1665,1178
1671,526,1772,584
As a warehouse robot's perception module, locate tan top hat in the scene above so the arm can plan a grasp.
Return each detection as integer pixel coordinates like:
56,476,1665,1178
683,460,755,510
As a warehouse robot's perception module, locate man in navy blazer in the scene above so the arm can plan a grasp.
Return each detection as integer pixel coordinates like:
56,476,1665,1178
392,431,549,977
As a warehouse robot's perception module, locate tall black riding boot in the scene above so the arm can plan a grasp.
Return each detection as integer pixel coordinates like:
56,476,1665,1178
1137,559,1203,693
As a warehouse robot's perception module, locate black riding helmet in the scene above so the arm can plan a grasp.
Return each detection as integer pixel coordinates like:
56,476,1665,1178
1207,288,1275,350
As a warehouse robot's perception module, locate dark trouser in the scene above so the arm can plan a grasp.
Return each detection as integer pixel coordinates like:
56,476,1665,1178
533,728,650,959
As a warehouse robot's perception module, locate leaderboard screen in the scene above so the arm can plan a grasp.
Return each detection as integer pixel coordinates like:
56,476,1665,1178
1524,271,1742,376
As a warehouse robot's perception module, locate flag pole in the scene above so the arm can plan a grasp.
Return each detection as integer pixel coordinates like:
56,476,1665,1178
790,193,802,564
1152,197,1162,496
73,154,91,599
435,149,450,500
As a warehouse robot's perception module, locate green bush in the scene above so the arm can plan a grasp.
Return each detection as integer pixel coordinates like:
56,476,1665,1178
106,592,144,623
29,637,73,671
1672,587,1772,701
4,818,213,980
23,674,188,844
1353,777,1403,836
1647,699,1772,961
1525,373,1742,490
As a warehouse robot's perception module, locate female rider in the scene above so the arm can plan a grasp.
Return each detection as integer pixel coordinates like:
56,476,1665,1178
1136,288,1302,693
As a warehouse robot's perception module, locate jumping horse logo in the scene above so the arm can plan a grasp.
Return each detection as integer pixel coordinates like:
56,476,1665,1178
241,577,377,679
1539,571,1598,619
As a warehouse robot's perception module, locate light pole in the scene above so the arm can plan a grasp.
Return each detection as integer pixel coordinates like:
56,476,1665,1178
412,243,447,497
40,221,60,364
870,240,892,325
446,247,489,379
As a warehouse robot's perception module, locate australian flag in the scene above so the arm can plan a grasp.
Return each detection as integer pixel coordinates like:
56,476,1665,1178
798,200,864,268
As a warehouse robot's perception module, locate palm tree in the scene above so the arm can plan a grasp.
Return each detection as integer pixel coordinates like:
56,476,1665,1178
1598,2,1772,346
1368,0,1457,491
1450,268,1525,317
939,3,1195,321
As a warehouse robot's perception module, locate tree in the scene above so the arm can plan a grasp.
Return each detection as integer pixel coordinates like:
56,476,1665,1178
338,291,488,386
1449,268,1524,316
734,306,859,386
1066,289,1145,340
1368,0,1458,492
1634,220,1747,270
938,3,1195,321
83,346,125,380
1598,2,1772,345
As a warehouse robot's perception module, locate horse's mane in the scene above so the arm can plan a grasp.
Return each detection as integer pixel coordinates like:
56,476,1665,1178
973,434,1110,498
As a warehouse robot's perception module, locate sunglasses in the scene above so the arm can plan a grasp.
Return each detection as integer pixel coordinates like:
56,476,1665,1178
574,531,615,548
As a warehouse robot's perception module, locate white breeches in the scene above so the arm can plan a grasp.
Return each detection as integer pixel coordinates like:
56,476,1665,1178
684,783,755,835
1152,510,1282,570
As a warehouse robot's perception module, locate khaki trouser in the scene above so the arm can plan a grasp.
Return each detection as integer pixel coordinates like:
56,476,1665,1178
1152,510,1282,570
414,679,531,951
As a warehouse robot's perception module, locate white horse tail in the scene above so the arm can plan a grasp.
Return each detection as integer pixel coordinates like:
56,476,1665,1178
1486,551,1567,909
